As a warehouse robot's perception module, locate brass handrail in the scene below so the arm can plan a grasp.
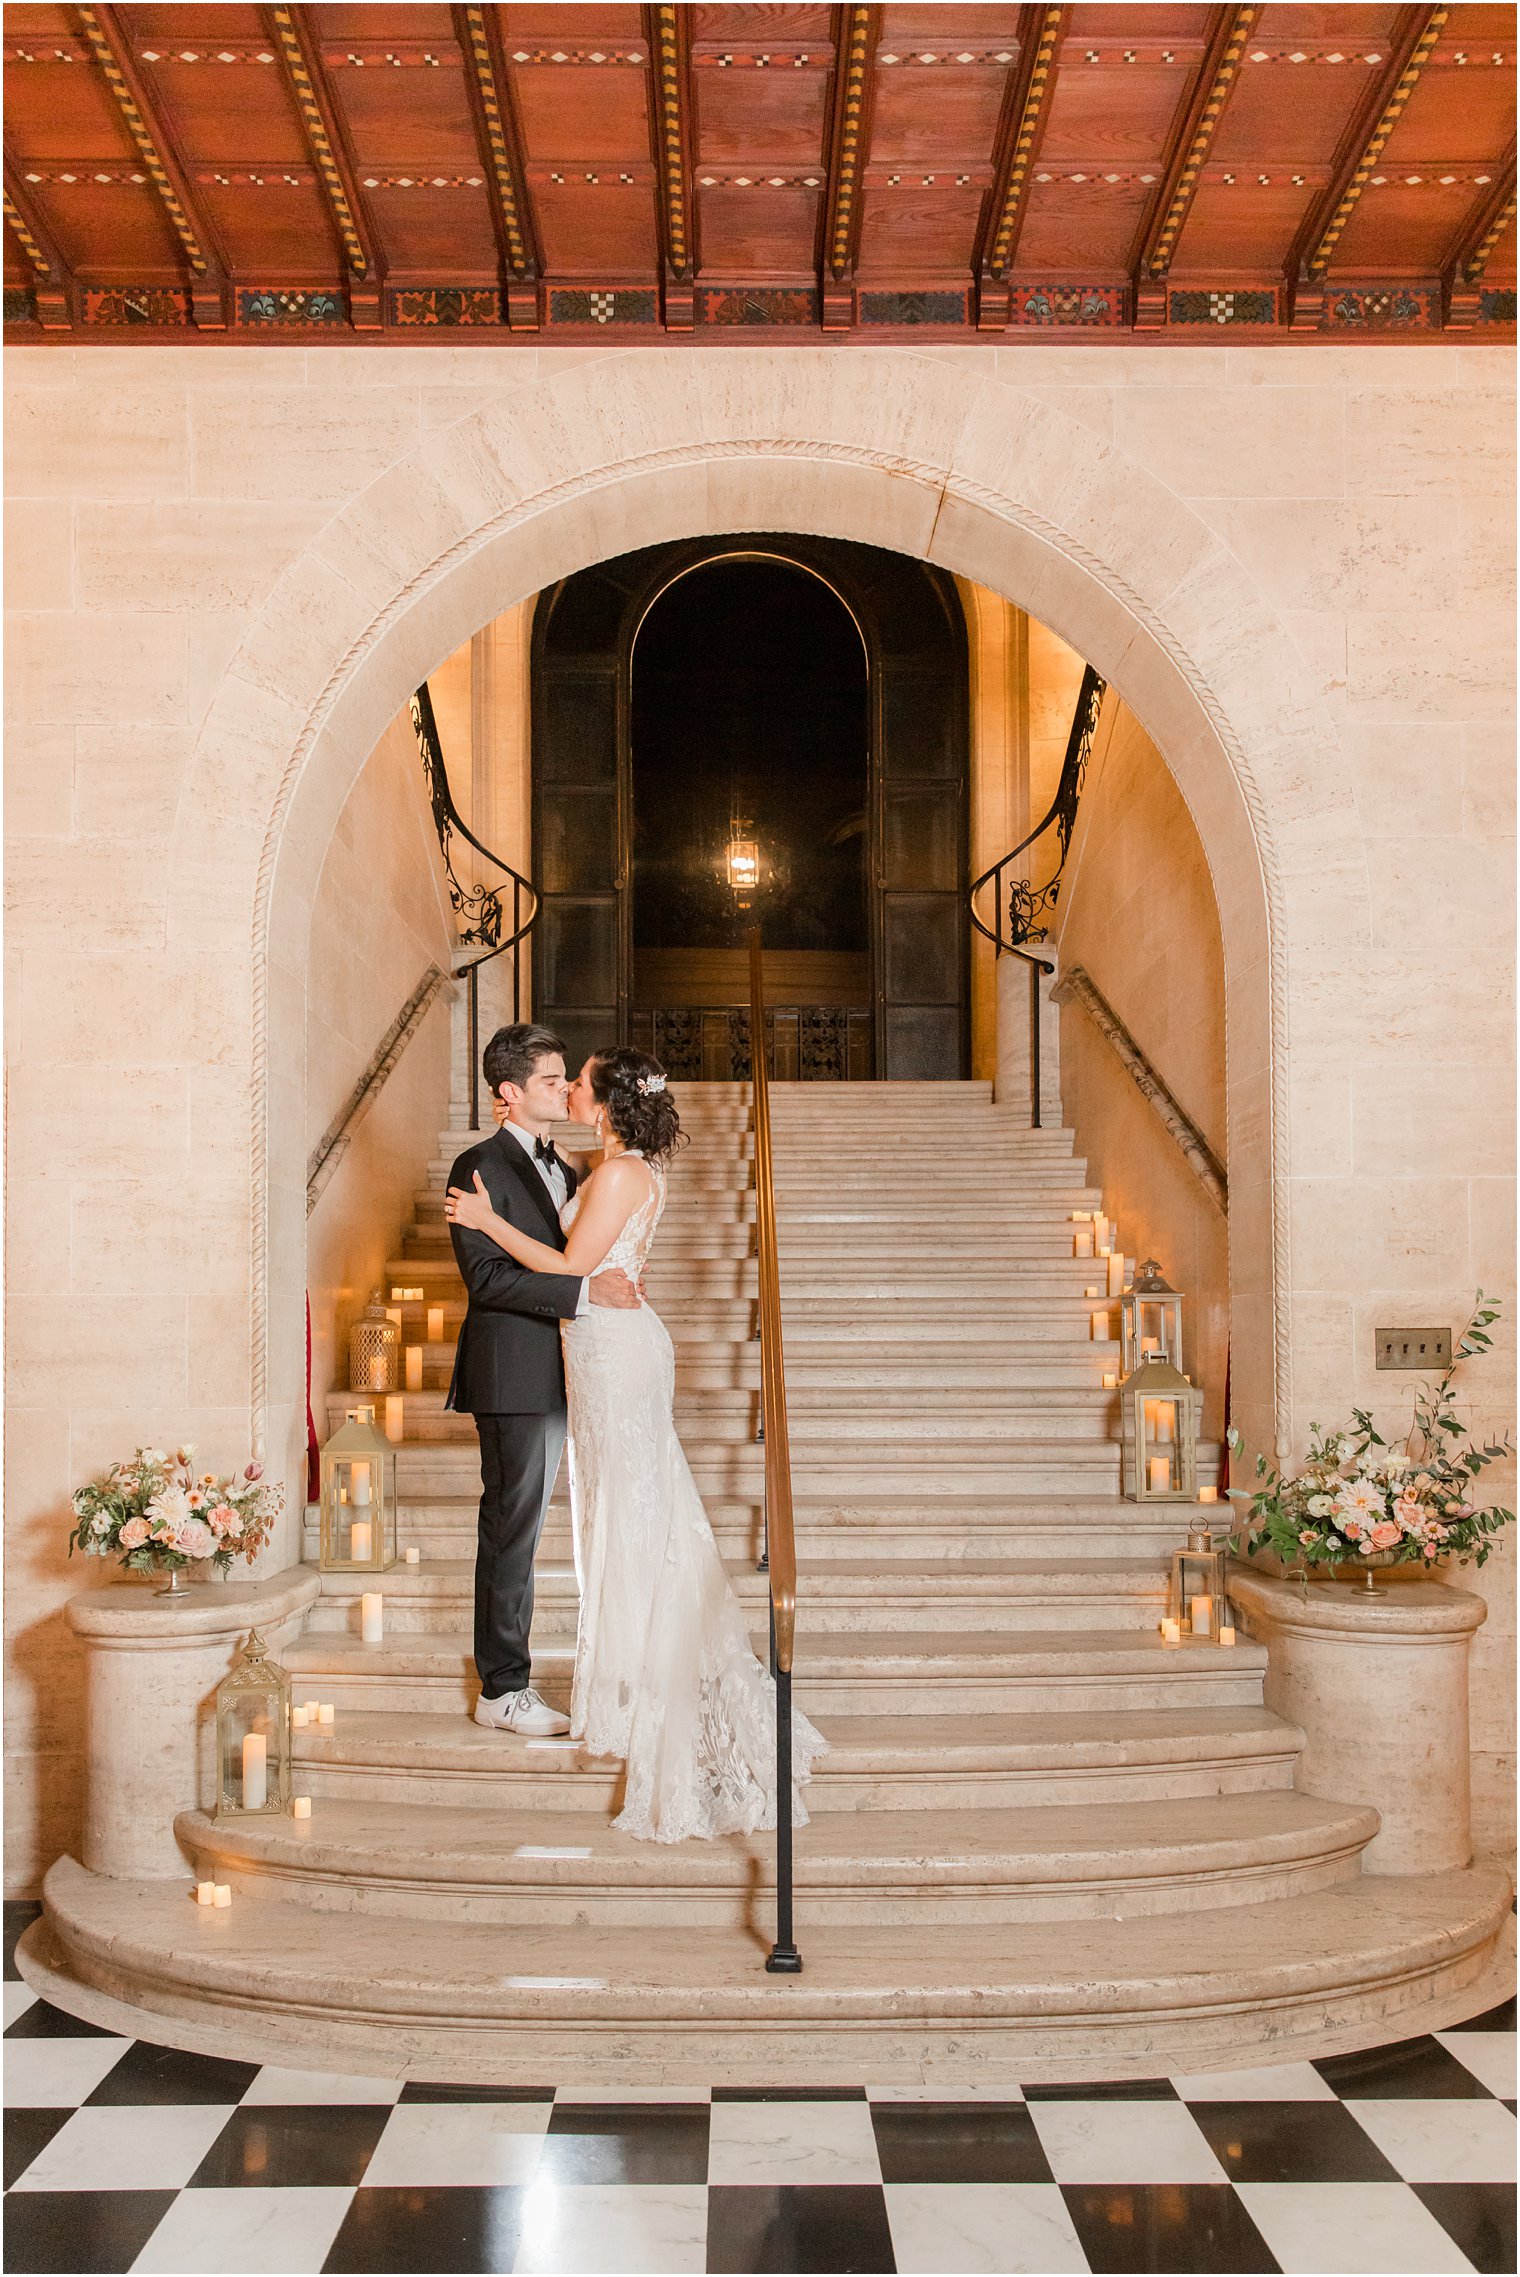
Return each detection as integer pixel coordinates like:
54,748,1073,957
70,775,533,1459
747,927,802,1973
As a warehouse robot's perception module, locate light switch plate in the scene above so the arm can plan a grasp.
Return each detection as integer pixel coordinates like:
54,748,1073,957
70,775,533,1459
1375,1327,1452,1371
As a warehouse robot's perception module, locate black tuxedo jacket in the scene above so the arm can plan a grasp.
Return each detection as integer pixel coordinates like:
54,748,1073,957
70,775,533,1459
444,1128,583,1417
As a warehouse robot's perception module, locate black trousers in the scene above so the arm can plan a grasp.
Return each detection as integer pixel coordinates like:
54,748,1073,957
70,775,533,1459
472,1407,567,1699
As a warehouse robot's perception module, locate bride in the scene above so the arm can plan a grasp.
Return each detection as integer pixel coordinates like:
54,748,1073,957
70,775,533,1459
445,1046,825,1844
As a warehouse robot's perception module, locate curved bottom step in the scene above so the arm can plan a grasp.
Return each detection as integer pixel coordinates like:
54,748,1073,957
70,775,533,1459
25,1855,1512,2087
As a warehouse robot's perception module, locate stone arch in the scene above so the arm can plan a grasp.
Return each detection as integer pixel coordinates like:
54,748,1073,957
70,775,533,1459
181,349,1361,1485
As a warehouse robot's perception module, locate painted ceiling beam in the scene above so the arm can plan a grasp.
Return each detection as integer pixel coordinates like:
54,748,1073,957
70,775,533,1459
3,151,75,327
976,4,1062,330
75,3,228,326
454,4,540,330
266,4,382,328
647,3,695,329
1289,5,1448,328
1444,146,1517,326
820,4,879,330
1132,5,1256,329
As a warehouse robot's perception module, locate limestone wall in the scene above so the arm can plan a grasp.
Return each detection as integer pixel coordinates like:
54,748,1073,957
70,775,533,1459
4,340,1513,1887
1054,698,1231,1440
304,711,455,1412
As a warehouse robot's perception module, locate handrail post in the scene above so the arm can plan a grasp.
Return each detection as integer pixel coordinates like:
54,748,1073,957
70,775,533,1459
468,964,480,1133
1030,957,1042,1132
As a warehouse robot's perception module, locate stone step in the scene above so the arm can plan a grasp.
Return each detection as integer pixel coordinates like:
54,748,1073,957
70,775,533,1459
326,1396,1128,1447
365,1346,1126,1394
288,1705,1304,1812
33,1854,1512,2083
178,1789,1378,1928
303,1558,1171,1638
281,1626,1267,1716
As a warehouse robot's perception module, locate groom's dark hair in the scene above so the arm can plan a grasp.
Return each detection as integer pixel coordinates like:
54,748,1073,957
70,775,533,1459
483,1022,566,1099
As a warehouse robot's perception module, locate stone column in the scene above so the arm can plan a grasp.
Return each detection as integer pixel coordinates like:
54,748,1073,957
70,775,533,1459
65,1570,320,1881
1228,1568,1487,1875
994,951,1062,1124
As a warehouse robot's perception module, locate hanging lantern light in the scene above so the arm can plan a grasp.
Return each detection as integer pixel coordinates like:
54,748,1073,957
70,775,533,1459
725,815,762,907
348,1290,400,1395
1121,1258,1185,1376
215,1629,290,1819
319,1404,397,1571
1169,1523,1230,1641
1121,1352,1201,1503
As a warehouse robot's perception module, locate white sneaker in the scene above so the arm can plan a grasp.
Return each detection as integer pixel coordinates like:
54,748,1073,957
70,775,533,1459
474,1686,570,1737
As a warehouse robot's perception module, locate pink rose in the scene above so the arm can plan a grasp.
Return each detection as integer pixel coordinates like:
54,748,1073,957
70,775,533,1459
1368,1521,1401,1551
119,1516,150,1550
1424,1543,1438,1559
176,1518,217,1559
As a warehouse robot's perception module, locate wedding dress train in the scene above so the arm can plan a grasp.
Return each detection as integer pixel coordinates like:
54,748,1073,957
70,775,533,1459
561,1157,827,1843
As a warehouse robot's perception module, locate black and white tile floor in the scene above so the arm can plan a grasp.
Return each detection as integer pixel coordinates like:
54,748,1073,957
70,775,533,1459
4,1906,1514,2275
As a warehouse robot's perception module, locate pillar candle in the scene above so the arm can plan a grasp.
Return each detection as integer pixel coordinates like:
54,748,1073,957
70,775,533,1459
213,1885,232,1907
405,1345,423,1391
427,1306,444,1342
292,1796,312,1820
1218,1624,1237,1648
1148,1454,1171,1494
403,1544,420,1565
1092,1215,1110,1252
1090,1308,1109,1341
1107,1251,1126,1297
317,1703,335,1727
1141,1335,1161,1355
241,1732,267,1811
350,1461,371,1507
348,1517,372,1564
1190,1594,1213,1637
1073,1226,1094,1258
385,1306,403,1329
369,1355,388,1392
194,1880,216,1905
360,1592,383,1645
1197,1484,1218,1505
384,1395,404,1444
1160,1617,1181,1647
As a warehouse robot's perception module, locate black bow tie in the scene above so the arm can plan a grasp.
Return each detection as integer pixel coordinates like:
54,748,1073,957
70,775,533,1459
533,1136,559,1167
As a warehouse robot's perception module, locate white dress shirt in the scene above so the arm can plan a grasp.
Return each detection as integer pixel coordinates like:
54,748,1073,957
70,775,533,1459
499,1120,591,1316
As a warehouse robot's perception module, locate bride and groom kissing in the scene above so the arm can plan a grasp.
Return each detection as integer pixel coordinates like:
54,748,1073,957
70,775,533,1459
443,1023,824,1844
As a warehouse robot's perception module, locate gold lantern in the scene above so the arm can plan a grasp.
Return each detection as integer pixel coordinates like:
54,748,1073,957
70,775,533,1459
1170,1524,1230,1641
215,1629,290,1819
348,1290,400,1394
319,1404,397,1571
1121,1258,1184,1375
1121,1353,1200,1502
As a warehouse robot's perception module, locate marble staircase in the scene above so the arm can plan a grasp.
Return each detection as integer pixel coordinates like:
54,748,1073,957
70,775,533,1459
31,1081,1512,2082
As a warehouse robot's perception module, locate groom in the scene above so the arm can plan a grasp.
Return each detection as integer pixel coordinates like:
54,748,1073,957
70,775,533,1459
445,1023,639,1736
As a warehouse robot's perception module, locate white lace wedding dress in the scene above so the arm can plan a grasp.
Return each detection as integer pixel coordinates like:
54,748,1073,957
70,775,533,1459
561,1154,826,1843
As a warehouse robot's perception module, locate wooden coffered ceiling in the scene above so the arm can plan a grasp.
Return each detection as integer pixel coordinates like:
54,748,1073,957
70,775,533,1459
3,3,1515,342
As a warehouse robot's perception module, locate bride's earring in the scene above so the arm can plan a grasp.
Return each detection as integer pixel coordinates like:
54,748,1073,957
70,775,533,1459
594,1109,605,1141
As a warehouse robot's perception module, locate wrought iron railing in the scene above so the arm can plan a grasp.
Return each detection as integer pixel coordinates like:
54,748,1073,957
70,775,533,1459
747,927,802,1974
968,664,1108,1127
632,1003,872,1083
409,682,540,1129
306,963,451,1214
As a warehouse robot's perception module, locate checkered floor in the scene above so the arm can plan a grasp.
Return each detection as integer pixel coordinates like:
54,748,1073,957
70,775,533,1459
4,1904,1514,2274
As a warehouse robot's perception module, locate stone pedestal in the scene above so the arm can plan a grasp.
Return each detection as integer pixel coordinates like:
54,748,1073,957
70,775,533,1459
1228,1567,1487,1875
65,1569,319,1880
994,951,1062,1122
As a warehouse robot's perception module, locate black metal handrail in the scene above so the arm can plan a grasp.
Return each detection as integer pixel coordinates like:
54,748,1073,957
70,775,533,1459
747,927,802,1975
968,663,1107,1128
409,682,541,1128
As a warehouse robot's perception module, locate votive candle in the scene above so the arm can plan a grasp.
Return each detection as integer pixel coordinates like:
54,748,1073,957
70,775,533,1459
317,1703,335,1727
384,1395,404,1444
427,1306,444,1342
1101,1371,1118,1390
360,1592,383,1645
291,1795,312,1821
194,1879,216,1906
404,1544,420,1565
291,1703,309,1730
405,1345,423,1391
303,1699,320,1719
241,1731,267,1811
1160,1617,1181,1647
213,1884,232,1908
1197,1484,1218,1505
1218,1624,1237,1648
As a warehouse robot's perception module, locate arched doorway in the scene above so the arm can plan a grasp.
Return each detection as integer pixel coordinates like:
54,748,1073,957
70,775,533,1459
531,535,970,1081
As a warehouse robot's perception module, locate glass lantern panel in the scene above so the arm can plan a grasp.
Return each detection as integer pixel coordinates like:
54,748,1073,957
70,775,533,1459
218,1692,286,1814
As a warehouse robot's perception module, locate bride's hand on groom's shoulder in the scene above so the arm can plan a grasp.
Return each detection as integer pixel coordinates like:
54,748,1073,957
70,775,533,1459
445,1171,496,1234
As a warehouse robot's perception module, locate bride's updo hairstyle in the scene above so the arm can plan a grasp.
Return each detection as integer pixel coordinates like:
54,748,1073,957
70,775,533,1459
589,1047,687,1164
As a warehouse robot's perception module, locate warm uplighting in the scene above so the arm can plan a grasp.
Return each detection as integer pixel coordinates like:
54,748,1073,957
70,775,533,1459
725,817,762,905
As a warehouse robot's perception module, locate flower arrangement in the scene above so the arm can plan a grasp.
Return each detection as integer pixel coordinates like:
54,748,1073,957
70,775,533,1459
1228,1296,1514,1580
68,1445,283,1585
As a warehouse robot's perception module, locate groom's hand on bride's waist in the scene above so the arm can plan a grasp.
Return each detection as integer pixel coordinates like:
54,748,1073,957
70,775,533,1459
588,1269,640,1309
